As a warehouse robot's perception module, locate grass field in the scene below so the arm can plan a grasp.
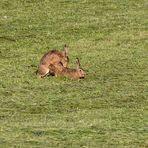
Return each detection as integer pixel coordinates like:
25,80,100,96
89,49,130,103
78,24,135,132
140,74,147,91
0,0,148,147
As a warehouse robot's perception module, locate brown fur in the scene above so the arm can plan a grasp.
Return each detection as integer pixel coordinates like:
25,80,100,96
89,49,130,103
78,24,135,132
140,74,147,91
37,45,69,78
49,58,85,80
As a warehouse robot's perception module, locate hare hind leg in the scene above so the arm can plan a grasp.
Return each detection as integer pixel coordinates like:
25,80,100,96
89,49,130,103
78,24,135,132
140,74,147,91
37,64,49,78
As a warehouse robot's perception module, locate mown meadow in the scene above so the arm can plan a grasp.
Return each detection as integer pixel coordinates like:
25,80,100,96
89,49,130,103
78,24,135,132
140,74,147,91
0,0,148,147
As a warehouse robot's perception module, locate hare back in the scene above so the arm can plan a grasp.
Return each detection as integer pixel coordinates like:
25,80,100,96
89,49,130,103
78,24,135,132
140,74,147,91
61,68,82,79
40,50,64,65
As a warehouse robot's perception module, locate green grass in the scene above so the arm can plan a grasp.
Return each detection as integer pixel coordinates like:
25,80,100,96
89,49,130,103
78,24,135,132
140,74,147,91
0,0,148,147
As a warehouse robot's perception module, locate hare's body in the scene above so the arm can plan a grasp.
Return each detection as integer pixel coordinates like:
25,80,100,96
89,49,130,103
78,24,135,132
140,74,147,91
37,45,69,78
50,58,85,79
58,68,85,79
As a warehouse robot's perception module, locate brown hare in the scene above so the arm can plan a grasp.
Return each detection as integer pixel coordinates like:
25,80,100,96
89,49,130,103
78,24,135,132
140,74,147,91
37,45,69,78
49,58,85,80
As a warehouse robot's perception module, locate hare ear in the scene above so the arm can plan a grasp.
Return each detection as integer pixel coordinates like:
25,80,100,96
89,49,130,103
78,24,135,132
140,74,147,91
63,44,68,57
76,58,81,69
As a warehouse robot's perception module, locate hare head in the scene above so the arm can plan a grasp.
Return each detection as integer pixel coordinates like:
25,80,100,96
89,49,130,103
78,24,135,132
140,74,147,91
61,44,69,67
75,58,85,79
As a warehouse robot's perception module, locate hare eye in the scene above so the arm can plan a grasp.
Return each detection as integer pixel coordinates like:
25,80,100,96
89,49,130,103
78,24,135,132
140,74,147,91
66,56,69,62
